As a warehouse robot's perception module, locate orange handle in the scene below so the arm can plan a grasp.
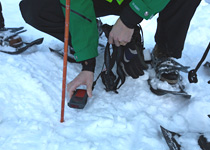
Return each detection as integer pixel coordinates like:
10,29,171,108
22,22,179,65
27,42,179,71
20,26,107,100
60,0,71,123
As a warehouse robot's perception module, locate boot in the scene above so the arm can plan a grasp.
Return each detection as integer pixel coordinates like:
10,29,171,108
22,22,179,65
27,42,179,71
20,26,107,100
152,45,182,84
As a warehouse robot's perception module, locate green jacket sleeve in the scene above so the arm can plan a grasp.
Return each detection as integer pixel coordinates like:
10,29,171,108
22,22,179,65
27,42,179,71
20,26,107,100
129,0,170,20
60,0,98,62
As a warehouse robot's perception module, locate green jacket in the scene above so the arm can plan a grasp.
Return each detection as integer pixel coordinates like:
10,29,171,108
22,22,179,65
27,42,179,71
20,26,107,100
60,0,170,62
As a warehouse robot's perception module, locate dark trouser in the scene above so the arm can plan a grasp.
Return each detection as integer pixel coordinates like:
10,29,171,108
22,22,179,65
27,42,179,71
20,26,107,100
19,0,131,46
155,0,201,58
19,0,200,58
20,0,66,44
0,2,5,28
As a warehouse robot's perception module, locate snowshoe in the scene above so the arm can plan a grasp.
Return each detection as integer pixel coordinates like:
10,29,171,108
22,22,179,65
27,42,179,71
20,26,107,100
49,47,78,63
148,45,191,98
0,38,44,54
0,27,24,32
0,27,44,54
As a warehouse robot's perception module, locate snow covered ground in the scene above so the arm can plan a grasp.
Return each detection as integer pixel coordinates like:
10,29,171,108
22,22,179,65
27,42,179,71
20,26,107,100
0,0,210,150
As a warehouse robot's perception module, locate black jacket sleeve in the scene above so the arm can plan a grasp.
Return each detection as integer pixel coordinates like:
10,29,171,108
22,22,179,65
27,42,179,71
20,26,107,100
120,5,143,29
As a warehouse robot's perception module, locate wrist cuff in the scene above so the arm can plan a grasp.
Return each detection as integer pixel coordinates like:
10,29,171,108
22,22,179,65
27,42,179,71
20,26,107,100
81,57,96,72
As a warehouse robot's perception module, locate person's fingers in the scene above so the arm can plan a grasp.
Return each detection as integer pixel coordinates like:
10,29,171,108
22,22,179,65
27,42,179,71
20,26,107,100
108,18,134,47
67,71,94,98
108,33,114,45
109,34,120,47
86,82,93,97
114,39,120,47
67,82,79,99
119,41,127,46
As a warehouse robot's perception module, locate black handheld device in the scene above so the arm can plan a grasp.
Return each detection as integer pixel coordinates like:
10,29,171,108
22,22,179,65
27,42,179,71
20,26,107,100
68,89,88,109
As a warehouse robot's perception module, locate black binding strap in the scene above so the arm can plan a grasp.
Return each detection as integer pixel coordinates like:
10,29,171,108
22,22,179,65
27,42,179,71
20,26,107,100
100,42,126,93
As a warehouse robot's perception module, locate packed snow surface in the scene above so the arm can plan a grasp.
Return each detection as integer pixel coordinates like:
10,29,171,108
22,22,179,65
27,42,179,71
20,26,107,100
0,0,210,150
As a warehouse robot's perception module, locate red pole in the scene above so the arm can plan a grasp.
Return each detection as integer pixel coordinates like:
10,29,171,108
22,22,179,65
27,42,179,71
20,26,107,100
60,0,71,123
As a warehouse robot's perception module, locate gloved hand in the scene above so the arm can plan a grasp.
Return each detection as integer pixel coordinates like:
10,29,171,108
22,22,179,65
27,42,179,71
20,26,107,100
121,25,148,79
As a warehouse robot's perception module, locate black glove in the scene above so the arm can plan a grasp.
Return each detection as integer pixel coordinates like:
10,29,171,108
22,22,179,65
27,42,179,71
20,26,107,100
121,26,148,79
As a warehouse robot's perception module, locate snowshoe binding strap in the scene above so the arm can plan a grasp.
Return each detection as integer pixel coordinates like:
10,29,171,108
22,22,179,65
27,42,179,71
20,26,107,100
152,56,190,80
0,27,26,47
0,27,24,32
8,36,23,48
188,42,210,83
3,29,26,42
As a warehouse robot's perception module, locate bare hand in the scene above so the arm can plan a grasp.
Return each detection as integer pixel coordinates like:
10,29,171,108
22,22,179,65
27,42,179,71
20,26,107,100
109,18,134,47
67,71,94,99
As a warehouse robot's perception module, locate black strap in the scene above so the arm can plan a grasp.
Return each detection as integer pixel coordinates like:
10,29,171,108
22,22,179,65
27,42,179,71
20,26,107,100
101,42,126,93
188,42,210,83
